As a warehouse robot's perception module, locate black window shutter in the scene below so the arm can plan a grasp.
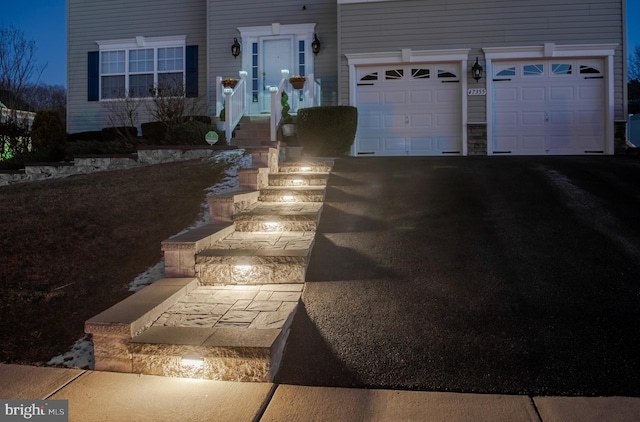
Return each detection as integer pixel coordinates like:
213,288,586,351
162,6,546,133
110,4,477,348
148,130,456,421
186,45,198,97
88,51,99,101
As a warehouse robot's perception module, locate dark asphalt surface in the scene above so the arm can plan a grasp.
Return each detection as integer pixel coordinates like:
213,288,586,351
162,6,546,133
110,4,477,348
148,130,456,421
276,156,640,396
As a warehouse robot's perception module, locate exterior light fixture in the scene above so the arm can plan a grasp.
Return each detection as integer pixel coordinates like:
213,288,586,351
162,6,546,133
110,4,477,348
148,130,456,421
282,195,295,202
181,352,204,368
292,179,304,185
299,166,311,172
231,38,241,59
471,57,483,83
311,33,321,56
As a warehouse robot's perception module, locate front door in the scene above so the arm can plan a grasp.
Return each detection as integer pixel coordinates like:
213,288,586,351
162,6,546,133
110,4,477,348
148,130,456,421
261,37,293,112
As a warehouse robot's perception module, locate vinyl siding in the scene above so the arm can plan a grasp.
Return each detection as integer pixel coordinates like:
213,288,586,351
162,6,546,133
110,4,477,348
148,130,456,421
67,0,207,133
206,0,337,113
338,0,625,121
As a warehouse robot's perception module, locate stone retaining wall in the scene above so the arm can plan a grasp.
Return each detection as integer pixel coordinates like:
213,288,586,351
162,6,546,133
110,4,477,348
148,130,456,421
0,146,239,186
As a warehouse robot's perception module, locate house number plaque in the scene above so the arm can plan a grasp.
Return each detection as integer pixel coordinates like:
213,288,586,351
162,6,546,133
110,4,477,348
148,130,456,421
467,88,486,96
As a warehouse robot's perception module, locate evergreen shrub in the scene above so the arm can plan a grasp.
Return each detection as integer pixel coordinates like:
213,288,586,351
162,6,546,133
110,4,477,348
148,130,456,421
297,106,358,156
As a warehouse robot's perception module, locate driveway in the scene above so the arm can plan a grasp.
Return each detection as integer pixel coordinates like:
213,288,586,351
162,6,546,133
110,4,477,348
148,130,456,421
276,156,640,396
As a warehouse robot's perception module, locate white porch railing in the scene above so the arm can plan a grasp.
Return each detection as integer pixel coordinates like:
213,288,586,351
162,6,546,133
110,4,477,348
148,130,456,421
269,71,322,142
216,71,247,143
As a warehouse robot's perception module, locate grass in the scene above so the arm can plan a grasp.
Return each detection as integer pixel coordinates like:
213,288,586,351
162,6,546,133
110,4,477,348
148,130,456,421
0,158,230,365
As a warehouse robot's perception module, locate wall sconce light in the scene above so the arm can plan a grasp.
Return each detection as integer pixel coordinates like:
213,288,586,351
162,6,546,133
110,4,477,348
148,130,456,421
231,38,241,59
471,57,483,83
312,33,321,56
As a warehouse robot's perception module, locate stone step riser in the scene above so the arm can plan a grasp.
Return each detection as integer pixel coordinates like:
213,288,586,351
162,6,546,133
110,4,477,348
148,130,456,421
196,256,307,285
268,174,329,187
234,220,317,232
259,193,325,202
129,348,272,382
279,165,332,173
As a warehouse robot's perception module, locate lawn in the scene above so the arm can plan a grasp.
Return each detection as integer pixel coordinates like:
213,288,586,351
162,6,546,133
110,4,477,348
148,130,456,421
0,158,230,365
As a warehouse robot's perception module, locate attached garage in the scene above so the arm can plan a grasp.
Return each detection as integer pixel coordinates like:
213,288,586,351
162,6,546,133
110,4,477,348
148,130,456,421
353,63,462,156
491,59,605,155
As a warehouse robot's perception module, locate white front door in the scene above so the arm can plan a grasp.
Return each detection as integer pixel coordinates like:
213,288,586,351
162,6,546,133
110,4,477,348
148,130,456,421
261,37,293,112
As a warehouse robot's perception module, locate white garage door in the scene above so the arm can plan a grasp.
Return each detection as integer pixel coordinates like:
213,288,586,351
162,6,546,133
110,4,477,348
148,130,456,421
355,64,462,156
492,59,605,155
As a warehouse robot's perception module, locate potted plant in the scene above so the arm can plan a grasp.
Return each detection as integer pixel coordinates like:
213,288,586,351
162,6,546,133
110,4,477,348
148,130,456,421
288,75,306,90
221,78,238,89
280,92,296,136
216,101,226,132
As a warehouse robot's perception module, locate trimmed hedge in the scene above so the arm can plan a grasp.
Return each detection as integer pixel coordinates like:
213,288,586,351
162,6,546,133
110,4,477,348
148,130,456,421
297,106,358,156
31,110,67,153
141,121,168,142
101,126,137,141
165,120,211,145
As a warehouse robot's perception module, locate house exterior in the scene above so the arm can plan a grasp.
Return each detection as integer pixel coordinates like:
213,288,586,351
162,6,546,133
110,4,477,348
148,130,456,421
67,0,628,156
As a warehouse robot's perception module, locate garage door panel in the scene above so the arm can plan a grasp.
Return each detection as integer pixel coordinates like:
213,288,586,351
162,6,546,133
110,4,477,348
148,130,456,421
522,136,546,151
408,136,435,152
495,111,519,125
359,114,382,130
522,87,546,101
492,58,604,155
522,111,545,125
384,137,408,152
495,87,518,101
358,137,382,153
355,64,461,156
550,111,574,125
549,86,575,101
409,114,433,128
579,85,603,100
358,91,381,104
410,91,432,104
384,91,406,104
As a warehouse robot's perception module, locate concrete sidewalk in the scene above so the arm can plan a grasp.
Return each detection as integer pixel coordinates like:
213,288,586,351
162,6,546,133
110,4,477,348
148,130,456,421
2,364,639,422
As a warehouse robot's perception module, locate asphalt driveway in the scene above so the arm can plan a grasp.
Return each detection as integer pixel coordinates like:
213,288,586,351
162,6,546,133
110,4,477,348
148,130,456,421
277,156,640,396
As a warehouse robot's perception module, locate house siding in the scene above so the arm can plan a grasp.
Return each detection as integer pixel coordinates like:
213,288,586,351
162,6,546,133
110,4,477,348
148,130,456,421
206,0,338,114
67,0,207,133
338,0,625,121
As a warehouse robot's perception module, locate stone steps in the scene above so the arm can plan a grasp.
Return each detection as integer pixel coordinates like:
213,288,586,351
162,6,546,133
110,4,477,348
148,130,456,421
259,186,327,202
233,202,323,232
86,146,333,382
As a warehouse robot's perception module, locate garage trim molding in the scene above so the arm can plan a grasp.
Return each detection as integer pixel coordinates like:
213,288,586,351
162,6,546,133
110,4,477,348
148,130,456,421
483,43,618,155
345,48,471,155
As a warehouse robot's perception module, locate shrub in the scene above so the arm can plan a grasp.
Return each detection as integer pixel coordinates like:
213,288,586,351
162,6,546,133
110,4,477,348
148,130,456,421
101,126,138,142
31,110,67,153
297,106,358,156
68,131,103,143
141,121,168,143
165,120,211,145
186,115,212,125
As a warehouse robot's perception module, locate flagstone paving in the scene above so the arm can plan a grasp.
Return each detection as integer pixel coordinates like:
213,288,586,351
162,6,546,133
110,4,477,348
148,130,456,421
151,284,303,330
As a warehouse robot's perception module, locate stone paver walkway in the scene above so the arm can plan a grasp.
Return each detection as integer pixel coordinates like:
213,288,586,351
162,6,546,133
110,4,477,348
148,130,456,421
152,284,302,330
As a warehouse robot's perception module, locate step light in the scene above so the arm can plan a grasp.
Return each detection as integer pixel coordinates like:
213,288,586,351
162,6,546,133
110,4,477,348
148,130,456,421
299,166,311,172
292,179,304,185
282,195,295,202
264,221,281,231
181,352,204,368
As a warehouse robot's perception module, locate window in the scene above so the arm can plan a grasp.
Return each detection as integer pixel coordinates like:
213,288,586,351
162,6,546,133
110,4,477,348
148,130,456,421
96,36,186,100
552,63,572,75
412,68,430,79
385,69,403,79
523,64,543,76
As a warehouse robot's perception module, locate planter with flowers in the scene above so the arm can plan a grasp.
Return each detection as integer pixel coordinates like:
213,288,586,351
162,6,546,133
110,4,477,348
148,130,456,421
221,78,238,89
288,75,306,90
